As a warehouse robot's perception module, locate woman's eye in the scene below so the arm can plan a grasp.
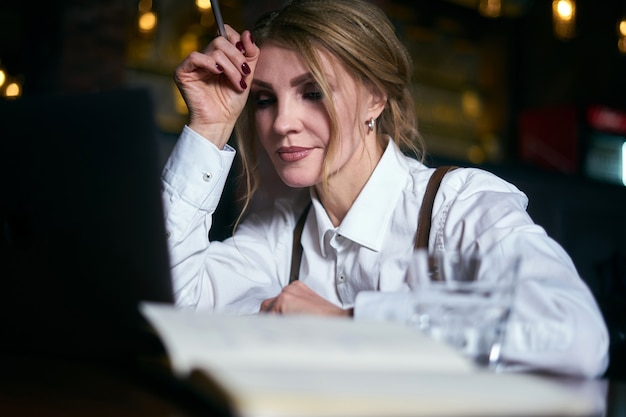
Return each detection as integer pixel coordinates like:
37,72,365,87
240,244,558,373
304,91,323,101
254,94,275,108
303,84,323,101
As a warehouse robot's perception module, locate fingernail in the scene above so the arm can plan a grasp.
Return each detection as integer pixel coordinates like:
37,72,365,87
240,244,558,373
236,41,245,53
216,63,224,72
240,78,247,89
242,62,251,75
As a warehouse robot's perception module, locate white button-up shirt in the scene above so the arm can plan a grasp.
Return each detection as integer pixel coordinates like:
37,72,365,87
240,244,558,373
162,126,609,378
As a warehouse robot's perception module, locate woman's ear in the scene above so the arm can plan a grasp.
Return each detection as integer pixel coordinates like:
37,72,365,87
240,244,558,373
368,89,387,119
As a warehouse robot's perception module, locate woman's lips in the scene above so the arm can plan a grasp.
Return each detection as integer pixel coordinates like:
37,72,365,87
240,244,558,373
277,146,313,162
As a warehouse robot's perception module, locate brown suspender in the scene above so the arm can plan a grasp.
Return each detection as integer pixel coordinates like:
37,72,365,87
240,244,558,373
289,166,457,282
415,165,458,280
289,202,312,283
414,165,458,250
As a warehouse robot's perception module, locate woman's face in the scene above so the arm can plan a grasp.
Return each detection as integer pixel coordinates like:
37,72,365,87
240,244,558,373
251,42,378,190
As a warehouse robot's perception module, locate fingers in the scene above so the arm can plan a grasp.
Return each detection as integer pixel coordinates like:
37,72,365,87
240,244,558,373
175,50,223,80
204,26,258,91
260,297,276,313
261,282,351,317
175,26,258,93
228,28,258,64
260,282,333,315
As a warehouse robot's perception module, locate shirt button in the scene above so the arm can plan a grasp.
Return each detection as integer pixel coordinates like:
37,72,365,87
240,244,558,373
202,172,213,182
338,273,346,283
165,231,171,239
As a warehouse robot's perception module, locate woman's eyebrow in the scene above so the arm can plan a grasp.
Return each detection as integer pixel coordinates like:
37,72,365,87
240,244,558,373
289,73,315,87
251,79,272,89
252,73,315,90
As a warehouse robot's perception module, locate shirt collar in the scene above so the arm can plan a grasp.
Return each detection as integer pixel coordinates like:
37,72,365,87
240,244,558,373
310,138,410,254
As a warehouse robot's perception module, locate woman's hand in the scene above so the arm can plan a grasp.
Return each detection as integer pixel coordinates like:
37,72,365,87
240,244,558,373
174,25,259,149
260,281,354,317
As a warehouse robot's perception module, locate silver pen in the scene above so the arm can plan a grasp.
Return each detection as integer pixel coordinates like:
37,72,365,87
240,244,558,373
210,0,226,37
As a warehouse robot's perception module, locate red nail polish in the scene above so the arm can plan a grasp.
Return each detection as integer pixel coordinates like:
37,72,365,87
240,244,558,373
236,41,245,53
216,63,224,72
242,62,251,75
240,78,247,89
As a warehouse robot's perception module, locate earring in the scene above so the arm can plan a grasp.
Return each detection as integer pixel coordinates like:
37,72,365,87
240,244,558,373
366,117,376,133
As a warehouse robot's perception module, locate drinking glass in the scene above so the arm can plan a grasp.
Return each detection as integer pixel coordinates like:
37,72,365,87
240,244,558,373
408,250,518,370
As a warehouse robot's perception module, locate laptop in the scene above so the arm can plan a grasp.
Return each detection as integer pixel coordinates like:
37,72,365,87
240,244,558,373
0,88,174,361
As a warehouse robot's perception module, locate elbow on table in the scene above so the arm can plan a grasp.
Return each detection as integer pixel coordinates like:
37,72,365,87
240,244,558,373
503,317,609,378
571,324,610,379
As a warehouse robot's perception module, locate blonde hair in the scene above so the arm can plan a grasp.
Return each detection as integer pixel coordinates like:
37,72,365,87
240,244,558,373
235,0,423,215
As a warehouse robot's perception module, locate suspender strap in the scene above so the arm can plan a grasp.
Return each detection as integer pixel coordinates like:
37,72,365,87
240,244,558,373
290,202,312,283
415,165,457,280
414,165,457,250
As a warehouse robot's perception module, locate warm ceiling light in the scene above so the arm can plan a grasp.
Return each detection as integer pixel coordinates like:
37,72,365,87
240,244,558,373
196,0,211,11
555,0,574,20
552,0,576,40
619,19,626,37
5,82,20,98
0,69,5,88
138,11,157,33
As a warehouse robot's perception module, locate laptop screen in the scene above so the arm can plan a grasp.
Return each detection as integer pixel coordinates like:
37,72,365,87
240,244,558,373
0,88,174,360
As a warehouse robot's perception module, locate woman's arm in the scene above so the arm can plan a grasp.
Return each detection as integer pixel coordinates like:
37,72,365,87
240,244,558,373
161,126,237,309
438,168,609,377
354,168,609,378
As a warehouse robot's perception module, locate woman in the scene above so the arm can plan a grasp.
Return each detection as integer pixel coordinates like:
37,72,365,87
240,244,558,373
162,0,608,377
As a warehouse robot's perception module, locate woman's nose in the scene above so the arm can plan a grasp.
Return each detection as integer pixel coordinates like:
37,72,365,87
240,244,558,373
272,102,302,136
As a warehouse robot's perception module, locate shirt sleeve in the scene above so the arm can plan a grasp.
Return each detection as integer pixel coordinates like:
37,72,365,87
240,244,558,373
496,232,610,378
161,127,292,314
441,169,608,378
161,126,237,309
355,168,609,378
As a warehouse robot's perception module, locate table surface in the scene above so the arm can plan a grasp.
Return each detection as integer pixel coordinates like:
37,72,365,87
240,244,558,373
0,354,229,417
1,354,624,417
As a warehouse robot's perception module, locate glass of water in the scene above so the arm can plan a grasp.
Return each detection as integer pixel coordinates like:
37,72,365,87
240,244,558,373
408,250,519,370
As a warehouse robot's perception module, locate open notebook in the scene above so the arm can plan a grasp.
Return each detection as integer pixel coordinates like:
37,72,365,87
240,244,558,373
0,88,174,360
141,302,604,417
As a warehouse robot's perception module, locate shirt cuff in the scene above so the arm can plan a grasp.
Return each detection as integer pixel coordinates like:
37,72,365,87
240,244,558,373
162,125,236,209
